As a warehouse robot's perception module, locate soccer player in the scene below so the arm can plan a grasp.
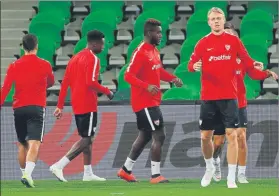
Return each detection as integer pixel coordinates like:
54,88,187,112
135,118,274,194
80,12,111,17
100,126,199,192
188,7,265,188
1,34,55,188
211,22,278,183
49,30,114,182
117,19,183,184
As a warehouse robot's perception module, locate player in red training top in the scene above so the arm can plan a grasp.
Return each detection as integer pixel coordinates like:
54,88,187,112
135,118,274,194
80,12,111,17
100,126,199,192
207,22,278,184
49,30,114,182
187,7,266,188
1,34,55,188
117,19,183,184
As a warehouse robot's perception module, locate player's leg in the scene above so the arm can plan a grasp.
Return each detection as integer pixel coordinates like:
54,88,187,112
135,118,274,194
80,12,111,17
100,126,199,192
212,122,226,182
118,117,152,182
236,107,249,183
50,112,96,182
199,101,217,187
21,106,46,188
220,99,239,188
82,112,105,181
18,142,28,175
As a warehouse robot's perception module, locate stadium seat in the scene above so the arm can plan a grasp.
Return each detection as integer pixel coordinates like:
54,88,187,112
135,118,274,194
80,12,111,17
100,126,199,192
186,10,211,39
241,35,269,67
247,1,278,20
73,37,109,73
244,75,261,95
81,11,117,48
126,36,161,63
112,88,131,101
194,1,228,17
246,84,257,100
174,62,188,73
29,12,65,48
90,1,124,24
117,64,130,90
162,86,200,100
37,1,72,24
173,70,201,91
5,84,15,102
134,11,170,48
180,34,205,63
142,1,176,24
240,9,274,47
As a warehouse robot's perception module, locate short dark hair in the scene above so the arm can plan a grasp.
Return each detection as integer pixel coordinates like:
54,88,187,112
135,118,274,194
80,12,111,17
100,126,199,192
144,19,161,36
224,22,235,30
22,34,38,52
87,30,104,43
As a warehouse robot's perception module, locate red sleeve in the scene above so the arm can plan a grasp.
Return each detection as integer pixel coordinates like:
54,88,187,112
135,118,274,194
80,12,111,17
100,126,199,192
236,37,255,70
1,64,15,105
45,61,55,88
85,56,110,95
57,65,70,110
124,51,149,89
160,68,176,82
188,39,204,72
246,67,269,80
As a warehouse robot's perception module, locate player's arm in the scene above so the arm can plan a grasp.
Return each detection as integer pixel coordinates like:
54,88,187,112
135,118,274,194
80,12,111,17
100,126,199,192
160,68,176,82
56,65,70,110
188,40,204,72
85,59,111,96
246,67,269,80
46,62,55,88
1,63,15,105
124,51,149,89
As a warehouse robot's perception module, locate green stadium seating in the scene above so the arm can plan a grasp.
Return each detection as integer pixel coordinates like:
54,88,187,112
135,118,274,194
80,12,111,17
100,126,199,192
186,10,211,39
112,88,131,101
118,64,130,90
173,70,201,91
241,35,269,68
126,36,161,63
162,86,200,100
180,34,205,63
133,11,170,48
81,11,117,48
246,84,257,100
194,1,228,17
247,1,278,20
73,36,109,73
29,12,65,48
142,1,176,24
240,9,274,46
5,84,15,102
90,1,124,24
244,75,261,95
37,1,72,24
174,62,188,73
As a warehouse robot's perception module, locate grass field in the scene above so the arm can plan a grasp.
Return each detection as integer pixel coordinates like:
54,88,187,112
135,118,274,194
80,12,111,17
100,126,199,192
1,179,278,196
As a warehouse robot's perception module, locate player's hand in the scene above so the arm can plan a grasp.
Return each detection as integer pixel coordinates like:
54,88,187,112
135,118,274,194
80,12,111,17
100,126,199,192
254,61,264,70
266,70,279,80
147,85,160,95
107,91,114,100
53,108,63,119
193,61,202,71
172,78,183,87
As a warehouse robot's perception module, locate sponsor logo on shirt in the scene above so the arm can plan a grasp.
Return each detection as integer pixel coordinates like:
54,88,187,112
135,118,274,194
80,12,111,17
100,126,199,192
208,55,231,62
152,64,161,70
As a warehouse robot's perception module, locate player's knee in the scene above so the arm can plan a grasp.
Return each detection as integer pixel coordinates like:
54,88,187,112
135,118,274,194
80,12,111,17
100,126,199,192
201,131,213,143
237,128,247,149
153,129,166,144
226,129,237,143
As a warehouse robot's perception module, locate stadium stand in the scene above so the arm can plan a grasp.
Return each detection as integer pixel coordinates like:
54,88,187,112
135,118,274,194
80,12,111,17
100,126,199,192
1,1,278,102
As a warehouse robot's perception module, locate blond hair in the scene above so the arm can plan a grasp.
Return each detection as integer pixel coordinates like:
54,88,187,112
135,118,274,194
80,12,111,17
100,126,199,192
207,7,225,18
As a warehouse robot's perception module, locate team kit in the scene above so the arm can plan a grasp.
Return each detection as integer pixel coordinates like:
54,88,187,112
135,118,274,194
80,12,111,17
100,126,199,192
1,7,278,189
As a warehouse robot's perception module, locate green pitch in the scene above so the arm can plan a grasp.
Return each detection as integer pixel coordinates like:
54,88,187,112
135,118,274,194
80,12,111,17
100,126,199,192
1,179,278,196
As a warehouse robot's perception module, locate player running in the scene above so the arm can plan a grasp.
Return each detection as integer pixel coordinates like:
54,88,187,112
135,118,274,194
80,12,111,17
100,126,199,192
188,7,265,188
1,34,55,188
211,22,278,184
49,30,114,182
117,19,183,184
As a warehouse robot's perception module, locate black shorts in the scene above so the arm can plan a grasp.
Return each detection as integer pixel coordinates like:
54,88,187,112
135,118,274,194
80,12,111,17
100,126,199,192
213,107,248,135
75,112,97,137
14,105,45,143
199,99,239,130
135,106,164,131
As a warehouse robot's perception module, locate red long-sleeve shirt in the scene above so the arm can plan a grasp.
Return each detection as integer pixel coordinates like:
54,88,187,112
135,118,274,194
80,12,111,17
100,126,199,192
125,42,176,112
236,59,269,108
188,32,256,100
1,54,54,108
57,48,110,114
